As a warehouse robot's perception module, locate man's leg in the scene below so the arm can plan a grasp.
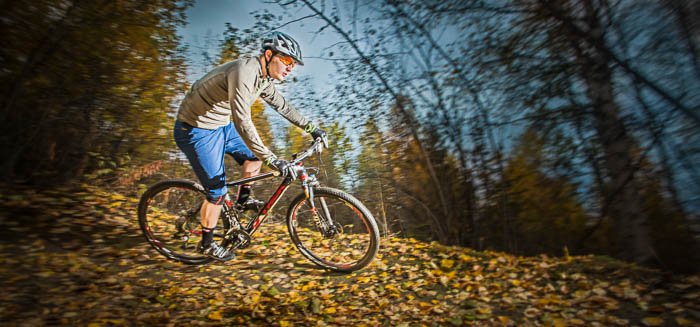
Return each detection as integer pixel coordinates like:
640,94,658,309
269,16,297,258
241,159,263,178
236,160,263,207
198,199,231,260
222,122,264,207
174,121,231,259
200,200,222,237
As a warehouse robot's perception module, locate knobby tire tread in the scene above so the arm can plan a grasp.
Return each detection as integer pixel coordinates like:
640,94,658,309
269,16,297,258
286,187,380,272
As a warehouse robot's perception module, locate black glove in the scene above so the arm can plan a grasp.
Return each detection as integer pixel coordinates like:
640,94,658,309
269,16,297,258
305,122,326,140
310,127,326,141
266,157,297,180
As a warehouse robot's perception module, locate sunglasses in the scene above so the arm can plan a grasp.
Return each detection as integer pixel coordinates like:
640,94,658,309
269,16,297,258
277,54,296,67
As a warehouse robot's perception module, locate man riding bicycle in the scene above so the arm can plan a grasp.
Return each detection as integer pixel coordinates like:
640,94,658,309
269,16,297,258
174,31,326,260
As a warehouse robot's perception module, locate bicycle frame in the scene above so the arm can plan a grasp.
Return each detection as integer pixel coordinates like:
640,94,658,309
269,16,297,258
220,137,327,238
221,172,294,236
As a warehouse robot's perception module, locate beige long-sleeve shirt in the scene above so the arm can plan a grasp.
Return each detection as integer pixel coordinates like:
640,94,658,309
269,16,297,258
177,56,309,161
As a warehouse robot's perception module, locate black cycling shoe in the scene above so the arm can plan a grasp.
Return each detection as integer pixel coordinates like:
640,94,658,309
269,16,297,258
236,198,264,212
197,240,235,261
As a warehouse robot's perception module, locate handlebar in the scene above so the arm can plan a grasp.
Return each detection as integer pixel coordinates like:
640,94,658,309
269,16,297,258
291,136,328,165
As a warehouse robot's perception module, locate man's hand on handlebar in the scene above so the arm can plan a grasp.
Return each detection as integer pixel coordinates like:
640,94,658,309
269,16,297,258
305,122,328,148
310,128,326,142
265,157,297,180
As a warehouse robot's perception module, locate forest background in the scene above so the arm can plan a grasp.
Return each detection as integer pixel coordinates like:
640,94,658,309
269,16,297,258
1,0,698,273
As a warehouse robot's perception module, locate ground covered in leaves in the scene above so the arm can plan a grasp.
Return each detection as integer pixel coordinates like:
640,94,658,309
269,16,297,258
0,182,699,326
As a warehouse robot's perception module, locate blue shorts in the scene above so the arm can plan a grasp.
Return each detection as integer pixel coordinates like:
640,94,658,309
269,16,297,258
174,120,258,203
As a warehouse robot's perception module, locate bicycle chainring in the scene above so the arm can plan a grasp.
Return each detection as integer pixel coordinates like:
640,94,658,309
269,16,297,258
226,229,252,250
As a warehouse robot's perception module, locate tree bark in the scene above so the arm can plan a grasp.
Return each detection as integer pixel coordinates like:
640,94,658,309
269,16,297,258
541,0,700,127
574,0,652,264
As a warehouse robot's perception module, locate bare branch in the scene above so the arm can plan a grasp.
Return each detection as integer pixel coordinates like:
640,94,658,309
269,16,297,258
266,0,297,6
298,0,453,221
271,14,319,30
306,52,412,61
540,1,700,127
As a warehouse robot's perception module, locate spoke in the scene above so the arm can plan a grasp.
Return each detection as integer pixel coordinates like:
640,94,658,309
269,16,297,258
319,197,333,224
293,194,372,267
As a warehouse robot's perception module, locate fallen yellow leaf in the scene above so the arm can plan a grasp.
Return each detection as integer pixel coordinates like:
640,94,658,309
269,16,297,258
301,281,318,291
642,317,664,326
441,259,455,269
356,277,371,283
675,317,695,326
477,307,492,315
34,271,54,278
207,310,223,321
459,254,473,262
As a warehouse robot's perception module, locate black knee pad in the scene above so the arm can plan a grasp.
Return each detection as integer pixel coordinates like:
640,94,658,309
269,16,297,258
206,195,226,205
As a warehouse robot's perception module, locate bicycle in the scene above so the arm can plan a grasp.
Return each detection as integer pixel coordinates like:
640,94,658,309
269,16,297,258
137,137,380,272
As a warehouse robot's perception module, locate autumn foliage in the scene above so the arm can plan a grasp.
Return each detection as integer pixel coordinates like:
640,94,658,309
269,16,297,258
1,1,698,311
1,183,698,326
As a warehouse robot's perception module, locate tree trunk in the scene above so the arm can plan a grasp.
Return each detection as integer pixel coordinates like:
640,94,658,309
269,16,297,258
576,0,652,265
378,178,389,237
664,0,700,78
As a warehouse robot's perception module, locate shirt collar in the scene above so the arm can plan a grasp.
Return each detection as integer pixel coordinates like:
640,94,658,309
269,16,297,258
255,55,273,84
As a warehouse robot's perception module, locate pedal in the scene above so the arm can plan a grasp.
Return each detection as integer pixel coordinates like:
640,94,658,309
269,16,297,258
236,199,264,212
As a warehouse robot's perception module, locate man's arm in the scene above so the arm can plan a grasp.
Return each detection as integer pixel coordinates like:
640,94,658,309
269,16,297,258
228,68,276,161
260,83,309,129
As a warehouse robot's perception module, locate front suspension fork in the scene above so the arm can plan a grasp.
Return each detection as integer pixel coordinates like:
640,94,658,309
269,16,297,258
303,181,336,235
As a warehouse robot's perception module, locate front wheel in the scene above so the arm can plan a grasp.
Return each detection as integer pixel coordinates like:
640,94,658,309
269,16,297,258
287,187,380,272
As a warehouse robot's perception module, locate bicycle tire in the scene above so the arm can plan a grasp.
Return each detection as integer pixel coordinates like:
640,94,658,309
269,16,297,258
286,187,380,272
137,179,230,265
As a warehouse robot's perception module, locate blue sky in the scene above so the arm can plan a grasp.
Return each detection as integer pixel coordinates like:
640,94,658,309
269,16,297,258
176,0,352,156
178,0,337,91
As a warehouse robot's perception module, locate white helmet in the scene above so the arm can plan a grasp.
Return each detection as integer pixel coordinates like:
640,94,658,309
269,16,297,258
261,31,304,65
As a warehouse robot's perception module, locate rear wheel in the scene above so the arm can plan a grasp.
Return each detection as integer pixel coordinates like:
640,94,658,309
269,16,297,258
137,179,230,264
287,187,380,272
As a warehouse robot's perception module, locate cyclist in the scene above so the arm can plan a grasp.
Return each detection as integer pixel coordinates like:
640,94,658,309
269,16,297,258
174,31,326,260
